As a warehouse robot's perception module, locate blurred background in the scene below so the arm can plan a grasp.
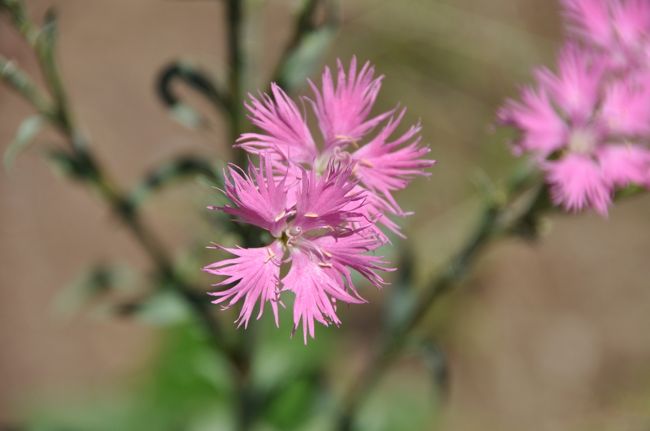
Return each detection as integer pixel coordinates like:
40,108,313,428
2,0,650,430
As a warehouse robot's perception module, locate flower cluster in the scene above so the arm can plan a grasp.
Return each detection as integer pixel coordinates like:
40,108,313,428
499,0,650,215
204,58,434,342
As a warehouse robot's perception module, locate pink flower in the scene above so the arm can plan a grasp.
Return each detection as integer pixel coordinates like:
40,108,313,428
500,43,650,215
238,57,435,236
204,158,389,343
309,57,390,148
562,0,650,71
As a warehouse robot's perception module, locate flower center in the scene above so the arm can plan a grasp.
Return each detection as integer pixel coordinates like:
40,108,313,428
568,127,597,155
313,146,353,175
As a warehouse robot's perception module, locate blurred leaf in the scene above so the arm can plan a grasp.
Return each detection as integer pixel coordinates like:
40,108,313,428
170,103,204,129
261,370,324,430
128,290,192,327
3,114,44,169
55,263,130,315
276,26,335,91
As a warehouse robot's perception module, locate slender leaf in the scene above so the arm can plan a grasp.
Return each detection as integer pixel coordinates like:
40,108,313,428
276,27,336,91
3,114,44,169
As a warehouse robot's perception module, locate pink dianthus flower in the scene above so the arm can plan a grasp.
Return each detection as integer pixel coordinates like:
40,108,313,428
500,44,650,215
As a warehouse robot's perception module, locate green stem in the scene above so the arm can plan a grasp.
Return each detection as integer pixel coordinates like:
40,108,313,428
226,0,247,168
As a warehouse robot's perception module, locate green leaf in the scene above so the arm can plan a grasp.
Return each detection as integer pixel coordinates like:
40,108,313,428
170,103,204,129
277,27,336,91
131,290,192,326
3,114,44,169
261,370,323,430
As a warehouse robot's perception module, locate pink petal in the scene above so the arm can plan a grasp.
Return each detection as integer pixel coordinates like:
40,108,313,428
216,157,289,236
283,249,365,344
498,86,567,156
561,0,613,48
545,154,612,215
600,78,650,136
204,242,283,328
292,161,366,233
313,233,391,291
535,44,602,123
352,108,435,214
238,83,318,164
597,144,650,188
308,57,391,149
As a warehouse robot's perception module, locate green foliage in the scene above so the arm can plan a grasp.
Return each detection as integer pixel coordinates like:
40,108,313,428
129,290,193,327
276,27,336,92
26,323,233,431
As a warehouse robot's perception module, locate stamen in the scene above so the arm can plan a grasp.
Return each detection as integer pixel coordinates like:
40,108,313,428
304,212,319,218
359,159,374,168
264,248,276,263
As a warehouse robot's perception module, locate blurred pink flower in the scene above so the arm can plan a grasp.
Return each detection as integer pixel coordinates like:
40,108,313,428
562,0,650,71
500,44,650,215
204,159,389,343
238,57,435,236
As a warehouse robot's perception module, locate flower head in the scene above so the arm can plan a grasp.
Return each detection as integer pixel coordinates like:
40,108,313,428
500,41,650,215
205,158,390,343
207,59,432,341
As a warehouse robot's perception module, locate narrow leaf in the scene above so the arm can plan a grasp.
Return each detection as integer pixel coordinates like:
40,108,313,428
276,27,335,91
3,114,44,169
